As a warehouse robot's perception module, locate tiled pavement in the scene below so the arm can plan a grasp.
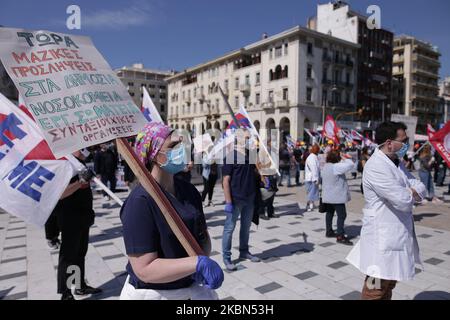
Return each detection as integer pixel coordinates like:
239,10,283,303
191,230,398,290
1,177,450,300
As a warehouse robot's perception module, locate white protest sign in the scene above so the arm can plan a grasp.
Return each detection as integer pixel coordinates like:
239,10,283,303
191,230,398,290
0,28,147,158
193,133,213,154
391,114,418,151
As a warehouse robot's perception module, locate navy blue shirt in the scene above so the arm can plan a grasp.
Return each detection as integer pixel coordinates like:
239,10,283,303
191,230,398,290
222,150,256,202
120,177,207,290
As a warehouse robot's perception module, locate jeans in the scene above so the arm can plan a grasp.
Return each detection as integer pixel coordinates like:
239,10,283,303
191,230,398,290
222,197,254,261
325,203,347,236
278,168,291,186
419,169,434,199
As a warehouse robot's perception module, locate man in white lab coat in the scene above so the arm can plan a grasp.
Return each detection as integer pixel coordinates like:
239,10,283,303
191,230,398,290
346,121,427,300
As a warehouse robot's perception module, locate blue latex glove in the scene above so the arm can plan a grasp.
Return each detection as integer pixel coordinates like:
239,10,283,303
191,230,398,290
264,177,270,190
224,202,233,213
192,256,224,289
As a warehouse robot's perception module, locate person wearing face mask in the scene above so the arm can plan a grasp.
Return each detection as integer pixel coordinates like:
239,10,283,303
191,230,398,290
119,122,223,300
54,150,101,300
346,121,427,300
221,130,260,272
304,144,321,212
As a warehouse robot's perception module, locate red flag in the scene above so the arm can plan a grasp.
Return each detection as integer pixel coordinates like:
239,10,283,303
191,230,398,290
429,121,450,167
323,115,340,144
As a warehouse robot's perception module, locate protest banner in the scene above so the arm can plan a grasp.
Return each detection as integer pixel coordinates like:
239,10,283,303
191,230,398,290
429,121,450,167
323,115,340,145
193,133,213,154
0,28,147,158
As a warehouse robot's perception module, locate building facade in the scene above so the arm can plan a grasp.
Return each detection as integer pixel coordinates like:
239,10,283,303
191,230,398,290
115,64,174,122
166,26,358,140
439,77,450,125
392,35,441,132
312,1,394,123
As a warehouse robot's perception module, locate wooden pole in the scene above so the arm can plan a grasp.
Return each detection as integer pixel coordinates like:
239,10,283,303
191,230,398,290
116,138,204,257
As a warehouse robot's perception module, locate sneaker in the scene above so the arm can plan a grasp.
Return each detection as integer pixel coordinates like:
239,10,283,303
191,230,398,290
268,214,278,219
309,203,314,211
47,238,60,250
260,215,269,221
432,197,443,204
336,235,353,246
209,201,215,207
61,292,75,300
103,195,110,201
74,285,102,296
239,252,261,262
223,259,237,271
203,202,210,208
325,230,337,238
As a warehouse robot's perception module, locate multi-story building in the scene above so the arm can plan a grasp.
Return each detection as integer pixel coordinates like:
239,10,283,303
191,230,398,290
166,26,358,140
392,35,441,132
310,1,394,123
115,64,175,122
439,77,450,124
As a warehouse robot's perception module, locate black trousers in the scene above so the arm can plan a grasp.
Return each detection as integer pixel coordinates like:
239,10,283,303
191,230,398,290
259,194,275,217
44,211,60,241
101,174,117,196
201,175,217,202
325,203,347,236
56,219,90,294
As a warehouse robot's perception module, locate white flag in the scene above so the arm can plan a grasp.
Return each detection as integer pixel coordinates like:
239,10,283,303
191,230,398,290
142,86,163,123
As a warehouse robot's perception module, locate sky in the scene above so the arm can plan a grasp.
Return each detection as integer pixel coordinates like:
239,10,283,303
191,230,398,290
1,0,449,78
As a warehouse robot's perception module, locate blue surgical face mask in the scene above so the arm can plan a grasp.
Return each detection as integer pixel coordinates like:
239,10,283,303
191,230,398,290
158,145,187,174
395,141,409,158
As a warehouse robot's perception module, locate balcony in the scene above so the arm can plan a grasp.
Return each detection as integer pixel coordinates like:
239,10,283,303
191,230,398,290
413,67,439,79
322,79,333,85
276,100,290,108
239,84,251,96
185,96,192,105
262,102,274,109
412,93,440,102
322,54,332,63
345,59,354,67
197,93,205,102
413,53,441,66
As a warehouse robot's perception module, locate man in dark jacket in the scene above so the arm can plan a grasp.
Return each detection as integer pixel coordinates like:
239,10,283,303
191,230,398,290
94,143,118,199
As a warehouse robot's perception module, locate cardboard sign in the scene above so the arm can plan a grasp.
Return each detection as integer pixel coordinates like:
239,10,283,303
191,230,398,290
0,28,147,158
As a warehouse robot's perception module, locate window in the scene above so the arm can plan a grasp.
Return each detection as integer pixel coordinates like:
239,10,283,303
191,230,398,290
275,46,282,58
129,92,135,96
149,84,155,88
128,82,134,86
269,48,273,59
307,64,313,79
194,88,197,97
256,72,260,85
256,93,260,105
160,104,165,112
307,42,313,55
150,94,155,98
235,96,239,108
216,99,219,110
182,91,185,99
345,91,350,104
322,89,328,104
160,94,166,99
283,88,288,101
245,74,250,85
159,85,166,90
268,90,274,103
270,65,288,81
323,66,328,81
346,72,351,85
284,43,288,55
235,77,239,89
306,88,312,102
225,79,229,90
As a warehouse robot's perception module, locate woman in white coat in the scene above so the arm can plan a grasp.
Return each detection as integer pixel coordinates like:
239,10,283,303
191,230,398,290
346,122,426,300
304,144,320,211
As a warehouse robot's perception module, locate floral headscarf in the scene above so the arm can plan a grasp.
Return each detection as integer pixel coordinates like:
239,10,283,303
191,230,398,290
135,122,174,165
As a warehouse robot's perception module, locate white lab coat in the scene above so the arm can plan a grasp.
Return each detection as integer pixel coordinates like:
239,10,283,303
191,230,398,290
346,148,427,281
304,153,320,182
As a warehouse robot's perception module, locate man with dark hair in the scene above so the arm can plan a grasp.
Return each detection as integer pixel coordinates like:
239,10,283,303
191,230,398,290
347,121,427,300
94,143,118,200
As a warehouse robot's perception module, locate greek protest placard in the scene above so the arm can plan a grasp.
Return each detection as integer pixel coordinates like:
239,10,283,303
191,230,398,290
0,28,147,158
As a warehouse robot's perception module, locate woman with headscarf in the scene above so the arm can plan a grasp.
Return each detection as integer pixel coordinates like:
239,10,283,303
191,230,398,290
119,122,223,300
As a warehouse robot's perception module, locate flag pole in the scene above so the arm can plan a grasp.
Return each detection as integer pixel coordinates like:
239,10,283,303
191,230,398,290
219,86,241,128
